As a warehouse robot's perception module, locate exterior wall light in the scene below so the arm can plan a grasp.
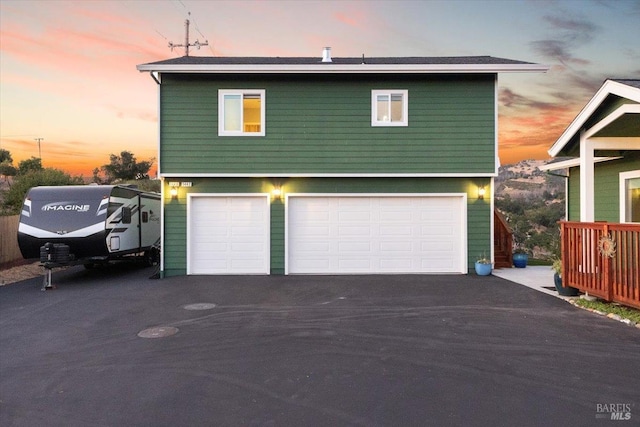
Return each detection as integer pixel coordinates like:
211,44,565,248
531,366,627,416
271,186,282,202
478,186,486,200
168,182,180,200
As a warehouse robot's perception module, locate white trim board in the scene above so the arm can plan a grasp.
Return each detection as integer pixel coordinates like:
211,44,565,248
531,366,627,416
160,172,499,178
138,63,549,75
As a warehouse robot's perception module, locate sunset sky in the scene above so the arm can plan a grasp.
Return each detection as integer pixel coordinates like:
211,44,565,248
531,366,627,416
1,0,639,177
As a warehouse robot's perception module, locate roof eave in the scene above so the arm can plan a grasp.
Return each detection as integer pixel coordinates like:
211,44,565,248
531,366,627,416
539,156,624,171
136,63,549,74
548,80,640,157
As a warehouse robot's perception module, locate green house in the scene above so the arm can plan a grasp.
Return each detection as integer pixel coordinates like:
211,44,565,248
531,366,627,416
543,79,640,223
137,49,546,277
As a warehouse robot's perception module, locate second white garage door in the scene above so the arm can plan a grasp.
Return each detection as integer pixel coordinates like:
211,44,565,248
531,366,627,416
286,195,466,274
188,195,270,274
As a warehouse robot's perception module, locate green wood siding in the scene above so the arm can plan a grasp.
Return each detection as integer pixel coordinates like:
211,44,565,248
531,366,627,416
568,170,580,221
159,74,496,174
162,177,491,276
567,154,640,222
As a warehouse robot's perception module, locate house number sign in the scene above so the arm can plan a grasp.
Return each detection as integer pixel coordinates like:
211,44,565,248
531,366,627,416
598,234,616,258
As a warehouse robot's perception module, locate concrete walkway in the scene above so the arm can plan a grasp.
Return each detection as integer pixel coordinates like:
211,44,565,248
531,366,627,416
492,265,561,298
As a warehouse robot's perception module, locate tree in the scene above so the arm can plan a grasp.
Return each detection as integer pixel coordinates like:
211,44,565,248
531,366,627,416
0,149,12,164
0,162,17,184
0,149,17,187
100,151,154,183
1,168,83,215
18,157,43,174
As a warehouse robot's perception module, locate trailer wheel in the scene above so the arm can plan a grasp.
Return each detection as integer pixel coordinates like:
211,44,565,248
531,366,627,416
144,248,159,266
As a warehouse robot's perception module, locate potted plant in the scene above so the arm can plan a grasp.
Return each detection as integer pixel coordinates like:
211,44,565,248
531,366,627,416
512,224,529,268
513,251,528,268
551,258,579,296
475,253,492,276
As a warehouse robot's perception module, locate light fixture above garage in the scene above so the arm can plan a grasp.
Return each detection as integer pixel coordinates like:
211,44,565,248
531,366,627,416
271,186,282,201
478,186,486,200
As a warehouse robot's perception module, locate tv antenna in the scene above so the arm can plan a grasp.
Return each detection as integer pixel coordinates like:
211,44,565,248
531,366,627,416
168,12,208,57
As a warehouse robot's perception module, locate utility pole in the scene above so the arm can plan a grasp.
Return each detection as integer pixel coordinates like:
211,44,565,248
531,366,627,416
168,13,208,57
34,137,43,159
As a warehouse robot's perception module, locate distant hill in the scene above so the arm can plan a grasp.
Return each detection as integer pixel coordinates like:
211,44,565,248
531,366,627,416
496,159,564,200
495,159,566,260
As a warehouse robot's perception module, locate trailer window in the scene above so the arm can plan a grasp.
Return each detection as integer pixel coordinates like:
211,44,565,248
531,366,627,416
142,212,149,223
122,207,132,224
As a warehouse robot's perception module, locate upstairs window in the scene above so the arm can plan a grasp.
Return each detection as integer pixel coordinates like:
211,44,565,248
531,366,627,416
218,90,265,136
371,90,408,127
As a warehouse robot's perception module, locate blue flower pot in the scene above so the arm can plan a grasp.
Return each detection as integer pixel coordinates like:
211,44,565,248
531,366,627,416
475,262,492,276
513,253,528,268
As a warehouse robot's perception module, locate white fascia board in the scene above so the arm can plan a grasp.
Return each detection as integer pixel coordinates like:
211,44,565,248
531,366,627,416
137,63,549,74
584,104,640,139
159,172,499,178
538,156,623,171
549,80,640,157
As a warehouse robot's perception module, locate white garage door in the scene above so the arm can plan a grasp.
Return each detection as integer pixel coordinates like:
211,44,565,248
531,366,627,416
188,195,269,274
287,196,466,274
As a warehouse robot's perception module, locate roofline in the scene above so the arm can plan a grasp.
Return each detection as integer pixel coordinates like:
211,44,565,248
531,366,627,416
548,79,640,157
159,172,499,178
538,156,623,171
136,63,549,74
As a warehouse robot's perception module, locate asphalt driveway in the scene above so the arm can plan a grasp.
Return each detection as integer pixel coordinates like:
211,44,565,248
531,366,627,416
1,265,638,426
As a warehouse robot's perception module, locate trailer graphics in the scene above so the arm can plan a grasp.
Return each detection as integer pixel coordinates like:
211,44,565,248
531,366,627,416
18,185,161,265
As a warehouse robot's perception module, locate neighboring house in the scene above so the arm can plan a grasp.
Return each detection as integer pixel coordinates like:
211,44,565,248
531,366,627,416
137,49,546,277
543,79,640,223
541,79,639,309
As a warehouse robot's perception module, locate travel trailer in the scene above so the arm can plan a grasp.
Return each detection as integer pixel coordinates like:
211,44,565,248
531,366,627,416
18,185,161,276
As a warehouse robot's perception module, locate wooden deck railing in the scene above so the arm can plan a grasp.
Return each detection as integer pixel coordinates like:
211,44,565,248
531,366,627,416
560,221,640,310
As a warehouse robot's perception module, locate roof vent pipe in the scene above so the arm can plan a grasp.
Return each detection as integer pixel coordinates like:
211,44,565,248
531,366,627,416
322,47,332,63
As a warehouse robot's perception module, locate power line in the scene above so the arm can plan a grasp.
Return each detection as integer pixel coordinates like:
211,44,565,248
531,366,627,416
34,137,44,159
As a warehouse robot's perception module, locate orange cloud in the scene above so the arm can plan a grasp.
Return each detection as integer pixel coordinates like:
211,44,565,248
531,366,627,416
334,11,365,28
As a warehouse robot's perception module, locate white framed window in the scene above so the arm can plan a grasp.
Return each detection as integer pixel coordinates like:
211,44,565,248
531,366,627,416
620,170,640,223
371,90,408,127
218,89,265,136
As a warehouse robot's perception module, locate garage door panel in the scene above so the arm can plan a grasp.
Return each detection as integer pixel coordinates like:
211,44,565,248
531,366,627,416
380,211,412,221
189,196,269,274
380,241,412,252
295,225,331,237
338,226,371,237
421,241,454,252
338,241,371,252
288,196,465,274
297,242,332,253
339,211,371,221
380,259,412,269
230,242,265,252
338,259,372,270
380,225,412,236
230,226,264,236
296,259,331,271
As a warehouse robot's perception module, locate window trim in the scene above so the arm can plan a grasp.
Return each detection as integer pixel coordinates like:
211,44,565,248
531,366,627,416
371,89,408,127
218,89,266,136
619,169,640,223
